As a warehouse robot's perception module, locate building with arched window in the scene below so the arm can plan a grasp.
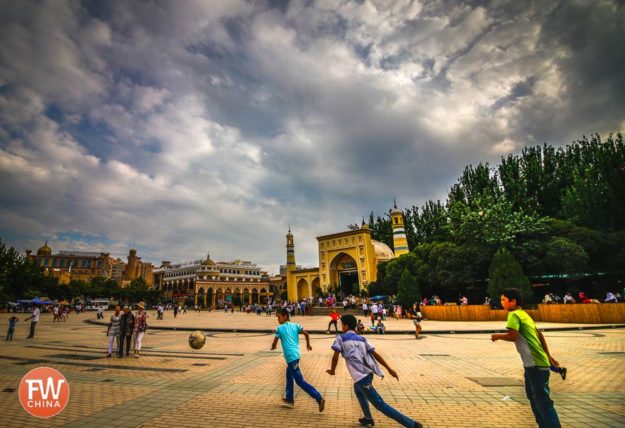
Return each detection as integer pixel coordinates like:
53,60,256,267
155,254,272,307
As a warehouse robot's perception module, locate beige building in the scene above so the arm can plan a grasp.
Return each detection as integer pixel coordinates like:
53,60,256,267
26,242,114,284
156,254,272,307
121,249,154,287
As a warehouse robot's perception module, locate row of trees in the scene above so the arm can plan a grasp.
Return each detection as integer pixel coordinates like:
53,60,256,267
364,134,625,306
0,239,159,305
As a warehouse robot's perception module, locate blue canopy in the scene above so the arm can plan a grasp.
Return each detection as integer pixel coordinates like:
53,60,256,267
17,297,55,305
370,295,388,301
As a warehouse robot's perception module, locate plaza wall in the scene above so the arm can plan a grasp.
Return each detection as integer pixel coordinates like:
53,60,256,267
420,303,625,324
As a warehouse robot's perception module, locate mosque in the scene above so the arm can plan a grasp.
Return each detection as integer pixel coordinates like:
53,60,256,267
285,203,409,302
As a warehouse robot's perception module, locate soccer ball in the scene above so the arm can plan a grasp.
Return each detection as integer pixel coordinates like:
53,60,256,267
188,330,206,350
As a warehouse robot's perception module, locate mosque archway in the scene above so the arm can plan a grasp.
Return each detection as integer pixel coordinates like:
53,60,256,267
329,252,359,298
297,279,309,302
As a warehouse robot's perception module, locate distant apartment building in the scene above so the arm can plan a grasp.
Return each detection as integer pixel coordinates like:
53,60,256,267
27,243,153,287
26,242,114,284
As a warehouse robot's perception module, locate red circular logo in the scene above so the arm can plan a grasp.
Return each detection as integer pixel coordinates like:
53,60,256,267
19,367,70,418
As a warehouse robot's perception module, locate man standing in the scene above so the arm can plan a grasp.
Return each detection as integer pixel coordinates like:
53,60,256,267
118,306,135,358
25,304,40,339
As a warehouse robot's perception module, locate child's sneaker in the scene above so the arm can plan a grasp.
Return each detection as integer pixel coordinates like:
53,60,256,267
559,367,567,381
281,396,294,408
359,418,375,427
318,398,325,412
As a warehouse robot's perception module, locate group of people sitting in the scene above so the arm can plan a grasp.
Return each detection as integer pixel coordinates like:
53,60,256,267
543,291,623,304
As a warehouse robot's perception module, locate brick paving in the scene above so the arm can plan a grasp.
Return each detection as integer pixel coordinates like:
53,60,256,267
1,312,624,427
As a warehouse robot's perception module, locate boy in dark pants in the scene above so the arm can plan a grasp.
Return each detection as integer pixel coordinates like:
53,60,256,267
6,316,18,341
271,308,325,411
327,314,423,428
492,288,561,428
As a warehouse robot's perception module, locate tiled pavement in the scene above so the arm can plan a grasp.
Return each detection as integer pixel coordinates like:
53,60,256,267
1,312,624,427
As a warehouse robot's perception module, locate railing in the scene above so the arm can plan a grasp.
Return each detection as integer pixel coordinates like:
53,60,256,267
420,303,625,324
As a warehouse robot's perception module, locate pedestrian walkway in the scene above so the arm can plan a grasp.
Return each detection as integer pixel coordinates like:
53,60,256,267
1,312,624,427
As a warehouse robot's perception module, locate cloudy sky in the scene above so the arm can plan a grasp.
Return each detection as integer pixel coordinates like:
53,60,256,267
1,0,624,273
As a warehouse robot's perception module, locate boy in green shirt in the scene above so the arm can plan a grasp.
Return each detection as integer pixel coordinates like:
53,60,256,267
491,288,561,428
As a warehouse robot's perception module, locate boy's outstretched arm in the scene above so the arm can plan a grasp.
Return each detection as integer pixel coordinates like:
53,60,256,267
301,329,312,351
326,351,340,375
537,330,559,366
271,337,279,350
371,351,399,380
491,329,519,342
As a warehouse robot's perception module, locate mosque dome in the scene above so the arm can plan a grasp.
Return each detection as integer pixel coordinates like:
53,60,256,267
201,253,216,266
372,240,394,263
37,241,52,256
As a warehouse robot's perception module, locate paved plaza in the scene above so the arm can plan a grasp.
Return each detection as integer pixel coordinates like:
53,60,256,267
1,311,624,427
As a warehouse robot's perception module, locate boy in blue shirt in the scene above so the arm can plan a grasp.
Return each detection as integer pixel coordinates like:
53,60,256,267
327,314,423,428
271,308,325,412
6,316,19,341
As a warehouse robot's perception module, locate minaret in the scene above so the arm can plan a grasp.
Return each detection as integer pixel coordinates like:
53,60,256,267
286,227,297,302
391,200,409,257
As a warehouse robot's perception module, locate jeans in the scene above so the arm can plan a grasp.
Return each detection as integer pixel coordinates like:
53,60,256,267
285,359,322,403
524,367,561,428
5,327,14,341
354,374,415,427
328,320,338,333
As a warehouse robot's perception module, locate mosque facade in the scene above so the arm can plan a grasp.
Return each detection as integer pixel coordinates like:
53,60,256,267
285,203,409,302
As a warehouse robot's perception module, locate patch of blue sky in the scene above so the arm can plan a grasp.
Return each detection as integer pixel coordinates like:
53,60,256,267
54,231,115,246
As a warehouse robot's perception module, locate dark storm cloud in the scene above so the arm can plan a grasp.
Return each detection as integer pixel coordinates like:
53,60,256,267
0,0,623,270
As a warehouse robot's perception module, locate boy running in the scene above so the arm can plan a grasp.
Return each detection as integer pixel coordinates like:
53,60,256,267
491,288,561,428
271,308,325,412
327,314,423,428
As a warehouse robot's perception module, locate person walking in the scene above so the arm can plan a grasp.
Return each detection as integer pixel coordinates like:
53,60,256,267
25,304,40,339
118,306,135,358
133,302,149,358
271,308,325,411
491,288,562,428
106,306,121,357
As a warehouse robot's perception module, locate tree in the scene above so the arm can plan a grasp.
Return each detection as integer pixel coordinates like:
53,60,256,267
543,238,589,275
488,247,532,304
397,268,420,307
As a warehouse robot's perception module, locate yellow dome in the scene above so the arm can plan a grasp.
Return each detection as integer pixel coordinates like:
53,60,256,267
201,252,216,266
37,241,52,256
372,240,394,262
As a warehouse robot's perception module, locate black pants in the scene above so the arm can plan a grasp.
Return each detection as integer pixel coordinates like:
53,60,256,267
328,320,338,333
27,322,37,338
118,335,132,356
5,327,14,341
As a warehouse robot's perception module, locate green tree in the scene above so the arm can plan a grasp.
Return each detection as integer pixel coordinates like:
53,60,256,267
488,247,532,304
543,238,589,275
397,268,420,307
